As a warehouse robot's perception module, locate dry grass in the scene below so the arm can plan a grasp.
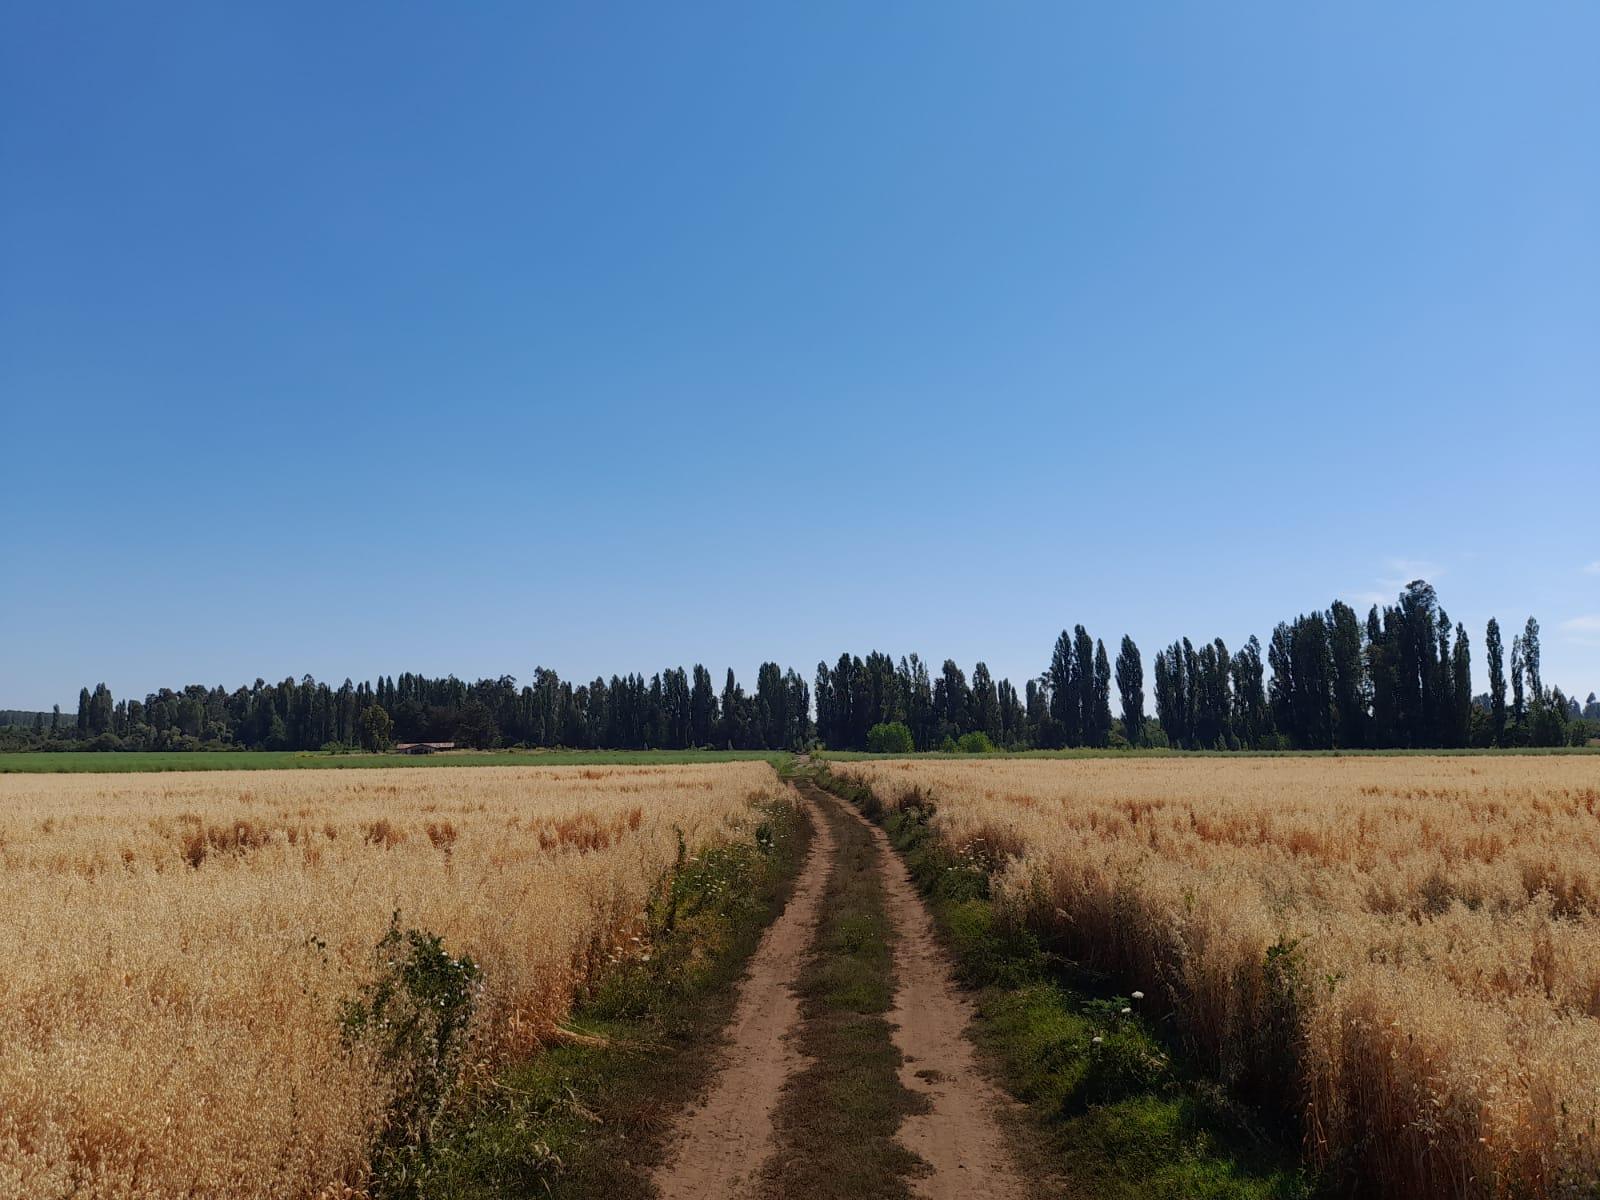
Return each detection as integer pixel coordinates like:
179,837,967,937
836,757,1600,1198
0,762,780,1199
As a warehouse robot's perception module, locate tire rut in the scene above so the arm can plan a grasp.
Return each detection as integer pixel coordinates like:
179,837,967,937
838,796,1032,1200
655,775,1030,1199
653,788,833,1199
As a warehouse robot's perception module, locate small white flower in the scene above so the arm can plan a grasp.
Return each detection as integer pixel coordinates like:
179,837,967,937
1091,1036,1103,1045
1131,991,1145,1001
1120,1007,1132,1015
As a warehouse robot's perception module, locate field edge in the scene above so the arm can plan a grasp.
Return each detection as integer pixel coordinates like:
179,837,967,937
806,763,1319,1200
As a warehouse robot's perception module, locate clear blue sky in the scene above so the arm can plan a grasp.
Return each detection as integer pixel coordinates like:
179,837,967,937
4,2,1598,711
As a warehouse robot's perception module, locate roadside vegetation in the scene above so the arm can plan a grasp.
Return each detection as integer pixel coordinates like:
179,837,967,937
757,782,925,1199
830,756,1600,1198
807,764,1314,1200
394,793,810,1200
0,761,789,1198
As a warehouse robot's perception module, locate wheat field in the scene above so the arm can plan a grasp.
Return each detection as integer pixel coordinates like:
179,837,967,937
0,762,781,1200
834,756,1600,1199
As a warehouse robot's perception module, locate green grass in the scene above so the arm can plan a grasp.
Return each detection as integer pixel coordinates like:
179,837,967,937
818,745,1597,761
388,796,811,1200
0,748,792,773
809,765,1318,1200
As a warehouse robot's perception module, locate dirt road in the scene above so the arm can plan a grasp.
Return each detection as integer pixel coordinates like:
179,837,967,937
652,777,1029,1199
653,788,834,1199
855,802,1029,1200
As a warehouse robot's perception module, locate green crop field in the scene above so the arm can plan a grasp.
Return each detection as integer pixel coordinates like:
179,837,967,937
0,749,790,773
816,745,1599,762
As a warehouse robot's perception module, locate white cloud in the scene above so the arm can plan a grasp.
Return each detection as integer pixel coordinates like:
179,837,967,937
1377,558,1445,590
1563,615,1600,646
1346,590,1390,608
1583,561,1600,576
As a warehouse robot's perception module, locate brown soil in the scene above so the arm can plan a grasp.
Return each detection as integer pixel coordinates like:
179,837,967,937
653,788,833,1198
654,778,1029,1198
841,798,1031,1200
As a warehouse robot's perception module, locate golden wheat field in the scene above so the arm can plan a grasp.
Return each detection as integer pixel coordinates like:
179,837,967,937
835,756,1600,1199
0,762,781,1200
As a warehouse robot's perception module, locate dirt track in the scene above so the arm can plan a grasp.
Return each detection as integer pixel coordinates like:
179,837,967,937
854,802,1029,1200
653,788,833,1199
653,779,1028,1199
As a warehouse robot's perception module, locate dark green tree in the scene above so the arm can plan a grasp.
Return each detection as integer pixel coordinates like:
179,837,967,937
1511,635,1526,729
1524,617,1543,707
1452,623,1472,748
1074,626,1096,748
970,662,1000,741
1486,618,1507,746
1115,635,1144,746
1327,601,1366,749
689,665,717,746
1046,631,1075,748
1091,639,1113,746
359,704,393,752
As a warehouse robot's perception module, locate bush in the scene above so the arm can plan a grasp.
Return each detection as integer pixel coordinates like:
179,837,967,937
866,722,915,754
340,914,480,1164
956,731,997,754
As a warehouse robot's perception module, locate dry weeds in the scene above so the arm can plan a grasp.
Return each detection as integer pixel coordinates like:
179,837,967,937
0,762,778,1199
836,756,1600,1199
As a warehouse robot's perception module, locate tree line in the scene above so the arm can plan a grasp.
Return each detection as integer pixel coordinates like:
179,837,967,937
817,581,1595,752
4,580,1597,754
0,664,811,754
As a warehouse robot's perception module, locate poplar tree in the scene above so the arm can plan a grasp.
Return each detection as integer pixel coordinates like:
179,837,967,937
1115,635,1144,746
1486,618,1507,746
1075,626,1096,747
1524,618,1543,707
1047,631,1074,748
1328,601,1367,749
1091,640,1113,747
690,665,717,746
1511,636,1526,728
970,662,1000,741
1452,623,1472,747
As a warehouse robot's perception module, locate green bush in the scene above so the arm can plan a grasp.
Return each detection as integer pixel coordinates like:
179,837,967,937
341,913,480,1168
866,722,915,754
955,731,997,754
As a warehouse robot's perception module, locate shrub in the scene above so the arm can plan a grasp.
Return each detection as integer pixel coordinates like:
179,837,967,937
341,914,480,1164
955,731,997,754
866,722,915,754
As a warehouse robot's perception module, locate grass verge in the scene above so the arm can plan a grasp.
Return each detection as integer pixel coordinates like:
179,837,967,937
817,746,1598,761
758,783,926,1199
809,766,1319,1200
375,794,810,1200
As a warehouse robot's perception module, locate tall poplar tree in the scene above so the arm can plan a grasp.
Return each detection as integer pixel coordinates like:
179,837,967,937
1074,626,1096,748
1452,623,1473,747
1047,631,1075,748
1115,635,1144,746
1511,635,1526,728
1091,640,1113,747
1485,618,1507,746
1524,617,1543,708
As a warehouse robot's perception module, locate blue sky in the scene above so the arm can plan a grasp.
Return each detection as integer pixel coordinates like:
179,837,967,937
3,2,1598,710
